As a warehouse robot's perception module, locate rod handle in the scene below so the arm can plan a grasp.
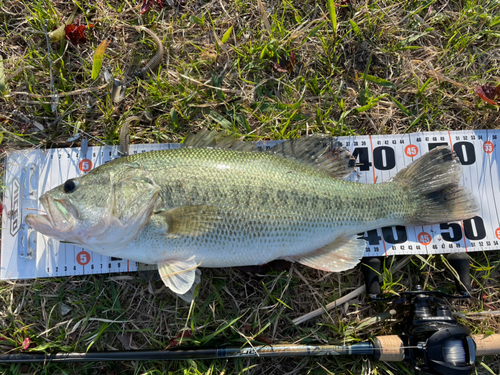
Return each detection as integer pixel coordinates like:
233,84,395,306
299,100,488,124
360,257,383,296
472,334,500,356
447,253,471,293
372,335,404,362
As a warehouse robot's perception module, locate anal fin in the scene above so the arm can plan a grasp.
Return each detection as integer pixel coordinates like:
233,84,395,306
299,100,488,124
158,257,201,300
288,235,366,272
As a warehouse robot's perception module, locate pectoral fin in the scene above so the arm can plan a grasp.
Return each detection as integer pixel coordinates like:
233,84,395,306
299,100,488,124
157,205,219,238
158,257,200,297
288,235,366,272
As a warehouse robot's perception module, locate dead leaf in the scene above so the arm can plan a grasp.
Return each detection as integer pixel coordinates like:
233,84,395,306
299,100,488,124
117,334,132,350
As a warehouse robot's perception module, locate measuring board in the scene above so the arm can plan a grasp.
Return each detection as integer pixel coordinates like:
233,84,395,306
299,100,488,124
1,130,499,280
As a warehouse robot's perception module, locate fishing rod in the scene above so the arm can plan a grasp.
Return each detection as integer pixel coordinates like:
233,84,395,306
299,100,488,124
1,253,498,375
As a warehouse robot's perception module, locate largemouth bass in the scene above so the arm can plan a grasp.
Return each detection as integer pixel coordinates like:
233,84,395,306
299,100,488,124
26,132,479,300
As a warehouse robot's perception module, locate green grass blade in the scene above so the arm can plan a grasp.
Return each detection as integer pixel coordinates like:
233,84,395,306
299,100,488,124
199,314,245,344
479,362,497,375
355,102,377,113
417,77,433,96
208,111,232,129
349,19,362,39
190,15,205,27
221,26,233,44
361,52,372,84
365,74,396,89
86,323,109,352
91,40,110,80
327,0,337,38
391,96,410,116
306,21,326,40
0,56,6,96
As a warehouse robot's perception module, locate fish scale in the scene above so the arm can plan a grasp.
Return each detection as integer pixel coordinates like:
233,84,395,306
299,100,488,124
25,134,479,301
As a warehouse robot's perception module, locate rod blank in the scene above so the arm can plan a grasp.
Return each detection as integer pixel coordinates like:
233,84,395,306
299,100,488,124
0,343,374,363
2,335,499,364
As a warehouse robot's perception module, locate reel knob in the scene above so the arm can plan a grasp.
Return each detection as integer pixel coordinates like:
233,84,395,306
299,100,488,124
360,257,383,297
447,253,471,294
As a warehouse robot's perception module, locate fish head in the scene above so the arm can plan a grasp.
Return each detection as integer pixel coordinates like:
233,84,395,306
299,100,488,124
25,164,160,250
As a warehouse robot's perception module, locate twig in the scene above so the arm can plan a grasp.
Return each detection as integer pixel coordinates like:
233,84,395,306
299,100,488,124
293,256,412,325
134,26,165,79
256,0,271,33
292,285,366,325
176,72,244,94
5,84,109,98
44,20,59,119
119,116,141,156
426,62,468,89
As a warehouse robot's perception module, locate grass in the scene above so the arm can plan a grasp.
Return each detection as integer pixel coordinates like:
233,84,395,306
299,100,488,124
1,0,500,374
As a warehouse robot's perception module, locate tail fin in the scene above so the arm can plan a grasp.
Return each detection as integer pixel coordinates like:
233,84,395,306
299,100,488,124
393,146,479,225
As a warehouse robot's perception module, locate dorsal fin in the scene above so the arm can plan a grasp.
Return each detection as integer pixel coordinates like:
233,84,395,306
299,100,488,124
182,129,220,149
265,136,355,179
182,130,355,178
182,129,262,152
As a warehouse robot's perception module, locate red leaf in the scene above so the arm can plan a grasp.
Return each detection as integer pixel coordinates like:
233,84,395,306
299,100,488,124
65,19,93,45
140,1,153,14
476,84,500,105
255,335,272,345
169,330,191,347
240,324,251,334
272,52,298,74
22,338,31,350
141,0,163,14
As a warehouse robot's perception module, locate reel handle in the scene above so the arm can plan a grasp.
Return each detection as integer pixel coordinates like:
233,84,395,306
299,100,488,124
447,253,471,293
360,257,383,297
372,335,404,361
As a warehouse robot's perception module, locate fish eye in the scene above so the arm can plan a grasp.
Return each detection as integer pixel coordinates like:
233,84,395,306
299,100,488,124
63,179,78,193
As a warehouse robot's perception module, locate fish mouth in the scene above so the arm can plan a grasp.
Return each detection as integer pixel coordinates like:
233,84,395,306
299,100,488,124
25,193,77,237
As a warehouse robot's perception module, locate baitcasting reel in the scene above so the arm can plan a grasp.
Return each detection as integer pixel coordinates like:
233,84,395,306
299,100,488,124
363,253,477,375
